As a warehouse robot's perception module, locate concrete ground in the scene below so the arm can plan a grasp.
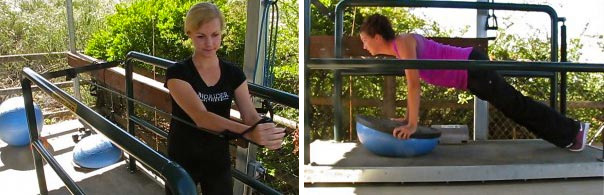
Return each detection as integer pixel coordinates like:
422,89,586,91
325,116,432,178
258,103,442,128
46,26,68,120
0,119,163,195
306,139,604,194
309,139,604,167
305,178,604,195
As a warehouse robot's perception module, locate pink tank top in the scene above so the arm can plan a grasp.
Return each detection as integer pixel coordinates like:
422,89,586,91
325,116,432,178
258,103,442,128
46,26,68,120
393,34,472,90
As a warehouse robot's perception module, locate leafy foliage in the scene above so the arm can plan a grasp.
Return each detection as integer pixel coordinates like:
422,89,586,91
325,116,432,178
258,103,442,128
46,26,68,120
86,0,193,61
0,0,114,54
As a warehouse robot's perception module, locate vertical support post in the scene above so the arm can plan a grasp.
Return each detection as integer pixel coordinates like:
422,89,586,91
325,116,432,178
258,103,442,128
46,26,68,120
66,0,76,53
333,5,345,141
238,0,265,194
66,0,82,103
303,0,311,164
348,76,353,140
333,71,343,141
22,79,48,195
243,0,266,84
559,17,567,115
550,76,557,109
73,77,81,100
549,5,559,111
474,0,489,140
125,61,137,173
383,76,396,118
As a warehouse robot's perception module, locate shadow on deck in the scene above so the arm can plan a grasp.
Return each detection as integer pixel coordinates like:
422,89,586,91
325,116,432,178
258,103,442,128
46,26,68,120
0,119,163,195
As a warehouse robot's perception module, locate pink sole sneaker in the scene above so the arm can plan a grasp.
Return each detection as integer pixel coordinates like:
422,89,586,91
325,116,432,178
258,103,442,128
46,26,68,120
568,122,589,152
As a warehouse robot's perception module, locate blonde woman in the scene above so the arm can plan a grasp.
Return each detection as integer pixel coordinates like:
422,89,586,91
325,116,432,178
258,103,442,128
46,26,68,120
164,2,285,194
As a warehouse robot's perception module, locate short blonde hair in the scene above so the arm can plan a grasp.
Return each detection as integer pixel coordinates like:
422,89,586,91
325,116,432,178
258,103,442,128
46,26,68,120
184,2,225,35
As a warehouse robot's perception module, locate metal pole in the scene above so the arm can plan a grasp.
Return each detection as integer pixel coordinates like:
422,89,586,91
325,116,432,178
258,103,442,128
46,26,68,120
244,0,266,83
125,59,137,173
333,4,345,141
474,0,489,141
239,1,264,193
66,0,76,53
559,17,567,115
333,71,343,141
304,0,311,164
306,59,604,72
22,79,48,195
66,0,82,111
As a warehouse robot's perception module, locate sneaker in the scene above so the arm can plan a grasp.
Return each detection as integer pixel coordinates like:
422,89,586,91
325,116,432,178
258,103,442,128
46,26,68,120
568,122,590,152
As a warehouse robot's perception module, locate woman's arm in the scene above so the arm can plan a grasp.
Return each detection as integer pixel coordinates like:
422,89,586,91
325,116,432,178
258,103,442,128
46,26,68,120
167,79,249,133
232,82,261,125
393,35,421,139
167,79,284,148
233,82,285,149
401,69,420,135
235,82,285,150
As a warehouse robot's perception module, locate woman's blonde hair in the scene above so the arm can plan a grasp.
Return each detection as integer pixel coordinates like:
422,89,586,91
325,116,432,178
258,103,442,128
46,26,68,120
184,2,225,35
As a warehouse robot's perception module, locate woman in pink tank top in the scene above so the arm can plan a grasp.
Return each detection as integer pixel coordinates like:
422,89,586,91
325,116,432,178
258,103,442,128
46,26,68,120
358,14,588,151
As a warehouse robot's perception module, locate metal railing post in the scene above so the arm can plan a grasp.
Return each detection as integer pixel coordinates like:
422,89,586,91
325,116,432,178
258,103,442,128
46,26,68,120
125,59,137,173
304,0,312,164
333,3,346,141
559,17,568,115
22,79,49,195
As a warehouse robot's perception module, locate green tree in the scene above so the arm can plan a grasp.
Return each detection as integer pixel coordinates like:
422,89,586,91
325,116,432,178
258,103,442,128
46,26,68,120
0,0,115,54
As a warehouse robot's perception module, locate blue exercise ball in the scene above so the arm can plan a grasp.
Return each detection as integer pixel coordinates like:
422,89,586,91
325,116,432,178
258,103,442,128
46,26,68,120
356,115,441,157
0,96,44,146
73,134,122,169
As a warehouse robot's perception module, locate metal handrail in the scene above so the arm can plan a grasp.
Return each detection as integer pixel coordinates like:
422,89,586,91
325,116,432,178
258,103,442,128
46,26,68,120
124,51,286,195
125,51,298,109
307,58,604,72
21,67,197,195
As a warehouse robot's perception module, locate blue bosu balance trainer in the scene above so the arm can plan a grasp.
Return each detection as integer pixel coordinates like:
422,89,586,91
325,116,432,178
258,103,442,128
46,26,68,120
356,115,441,157
0,96,43,147
73,134,122,169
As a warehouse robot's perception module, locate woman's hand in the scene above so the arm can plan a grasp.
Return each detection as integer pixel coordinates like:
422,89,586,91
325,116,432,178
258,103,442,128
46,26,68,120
393,123,417,139
242,123,285,150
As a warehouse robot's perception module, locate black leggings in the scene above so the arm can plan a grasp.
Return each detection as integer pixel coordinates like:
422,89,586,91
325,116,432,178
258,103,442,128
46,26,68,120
466,49,578,147
165,130,233,195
